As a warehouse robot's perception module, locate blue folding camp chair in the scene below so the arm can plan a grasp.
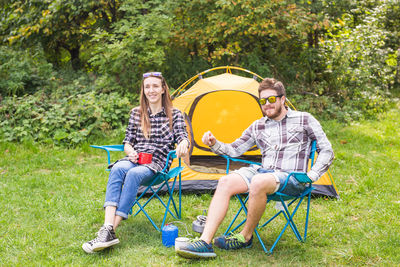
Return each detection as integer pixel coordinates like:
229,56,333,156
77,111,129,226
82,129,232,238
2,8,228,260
221,140,317,254
91,145,183,231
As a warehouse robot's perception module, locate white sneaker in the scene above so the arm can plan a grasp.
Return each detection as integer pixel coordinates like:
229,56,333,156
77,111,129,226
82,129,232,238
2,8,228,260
82,225,120,253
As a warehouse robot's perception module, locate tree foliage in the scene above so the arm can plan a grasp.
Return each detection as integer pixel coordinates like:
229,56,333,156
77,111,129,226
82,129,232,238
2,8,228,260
0,46,53,96
89,0,173,93
0,0,399,145
1,0,397,92
1,0,122,70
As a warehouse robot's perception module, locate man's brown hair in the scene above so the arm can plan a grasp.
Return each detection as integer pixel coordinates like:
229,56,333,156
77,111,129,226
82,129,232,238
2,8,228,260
258,78,286,97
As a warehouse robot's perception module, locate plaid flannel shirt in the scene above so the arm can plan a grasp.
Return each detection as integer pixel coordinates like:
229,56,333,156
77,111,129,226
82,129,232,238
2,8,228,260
211,109,334,182
123,107,189,172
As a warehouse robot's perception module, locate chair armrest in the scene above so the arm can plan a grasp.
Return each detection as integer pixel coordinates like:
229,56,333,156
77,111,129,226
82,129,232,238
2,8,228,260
220,155,262,174
288,172,313,183
90,145,124,166
219,156,312,184
278,172,313,193
160,150,180,173
91,146,179,173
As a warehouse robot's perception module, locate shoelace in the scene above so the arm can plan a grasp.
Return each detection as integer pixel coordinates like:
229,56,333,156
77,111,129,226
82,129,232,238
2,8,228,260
88,227,109,246
189,239,210,252
189,237,201,243
226,233,245,249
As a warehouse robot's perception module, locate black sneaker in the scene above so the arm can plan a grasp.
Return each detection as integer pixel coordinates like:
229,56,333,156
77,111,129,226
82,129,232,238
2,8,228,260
214,233,253,250
82,225,120,253
176,239,216,259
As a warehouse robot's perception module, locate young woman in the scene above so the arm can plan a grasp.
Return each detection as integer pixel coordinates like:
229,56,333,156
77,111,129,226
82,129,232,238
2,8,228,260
82,72,189,253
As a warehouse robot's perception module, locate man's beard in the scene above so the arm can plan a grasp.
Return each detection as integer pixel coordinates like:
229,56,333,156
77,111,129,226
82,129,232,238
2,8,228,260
264,104,283,119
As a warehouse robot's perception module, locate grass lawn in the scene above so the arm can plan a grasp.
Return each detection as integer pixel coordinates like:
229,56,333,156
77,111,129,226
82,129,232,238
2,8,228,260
1,104,399,266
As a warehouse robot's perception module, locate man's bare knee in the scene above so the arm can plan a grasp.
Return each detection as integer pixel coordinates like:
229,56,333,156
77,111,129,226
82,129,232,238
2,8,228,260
215,173,247,196
249,174,277,195
217,175,231,187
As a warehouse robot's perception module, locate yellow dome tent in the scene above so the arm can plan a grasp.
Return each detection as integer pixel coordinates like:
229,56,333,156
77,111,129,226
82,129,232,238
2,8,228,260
168,66,338,198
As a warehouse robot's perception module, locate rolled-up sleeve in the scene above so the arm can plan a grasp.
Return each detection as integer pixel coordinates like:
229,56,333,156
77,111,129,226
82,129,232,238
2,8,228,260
173,109,189,146
305,114,334,181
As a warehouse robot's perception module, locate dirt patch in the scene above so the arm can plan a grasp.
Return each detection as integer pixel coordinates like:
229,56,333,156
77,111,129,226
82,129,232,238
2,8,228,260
189,165,225,174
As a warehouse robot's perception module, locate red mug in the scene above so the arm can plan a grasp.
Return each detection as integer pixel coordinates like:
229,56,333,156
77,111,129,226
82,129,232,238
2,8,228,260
138,152,153,164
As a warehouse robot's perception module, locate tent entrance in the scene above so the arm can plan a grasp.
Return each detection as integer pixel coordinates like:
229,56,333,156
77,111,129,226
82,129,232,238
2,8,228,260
188,90,263,155
189,155,262,174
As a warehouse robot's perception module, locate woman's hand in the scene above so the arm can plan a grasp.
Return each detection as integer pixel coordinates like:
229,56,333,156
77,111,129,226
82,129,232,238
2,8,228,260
128,151,139,163
176,139,189,158
124,143,138,163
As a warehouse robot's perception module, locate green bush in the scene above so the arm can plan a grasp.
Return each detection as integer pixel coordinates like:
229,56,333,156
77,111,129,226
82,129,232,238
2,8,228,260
89,0,173,94
291,94,386,123
0,91,137,146
0,46,54,96
315,4,394,121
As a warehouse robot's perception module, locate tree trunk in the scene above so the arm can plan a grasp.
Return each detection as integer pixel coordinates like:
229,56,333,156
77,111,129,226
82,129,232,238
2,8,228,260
308,30,319,48
396,48,400,89
69,47,81,71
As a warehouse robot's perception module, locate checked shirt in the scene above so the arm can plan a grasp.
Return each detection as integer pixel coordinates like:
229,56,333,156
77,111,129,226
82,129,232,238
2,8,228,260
123,107,188,172
211,109,334,182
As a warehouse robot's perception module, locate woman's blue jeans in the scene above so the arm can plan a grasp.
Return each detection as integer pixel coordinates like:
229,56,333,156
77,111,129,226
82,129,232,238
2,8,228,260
104,160,155,219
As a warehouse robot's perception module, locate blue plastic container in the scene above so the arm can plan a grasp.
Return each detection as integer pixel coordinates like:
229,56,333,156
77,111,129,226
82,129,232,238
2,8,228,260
162,224,178,247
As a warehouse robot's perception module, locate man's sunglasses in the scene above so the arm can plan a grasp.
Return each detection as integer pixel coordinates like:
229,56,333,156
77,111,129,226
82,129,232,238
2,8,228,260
258,95,283,105
143,72,162,78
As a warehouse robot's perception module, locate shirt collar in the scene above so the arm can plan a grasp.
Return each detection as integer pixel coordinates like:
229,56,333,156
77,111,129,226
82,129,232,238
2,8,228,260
263,107,292,123
148,106,166,117
286,108,295,117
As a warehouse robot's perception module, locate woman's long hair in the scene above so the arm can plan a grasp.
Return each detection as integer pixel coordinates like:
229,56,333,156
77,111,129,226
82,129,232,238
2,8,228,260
139,75,173,139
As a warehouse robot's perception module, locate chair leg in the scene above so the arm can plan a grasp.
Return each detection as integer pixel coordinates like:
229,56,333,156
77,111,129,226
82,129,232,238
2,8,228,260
130,186,154,217
224,195,278,254
224,195,248,235
282,198,304,242
165,176,180,219
254,228,270,253
303,193,312,242
265,195,313,254
130,176,181,231
161,176,180,228
258,209,283,228
178,173,182,219
225,193,312,254
133,187,166,217
135,201,161,231
250,197,313,254
134,181,179,219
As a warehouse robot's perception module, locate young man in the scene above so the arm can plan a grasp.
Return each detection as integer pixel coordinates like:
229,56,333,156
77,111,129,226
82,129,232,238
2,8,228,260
176,78,334,259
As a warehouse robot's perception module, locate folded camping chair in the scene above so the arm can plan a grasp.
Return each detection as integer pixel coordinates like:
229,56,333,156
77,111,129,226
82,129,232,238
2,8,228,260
91,145,183,231
221,140,317,254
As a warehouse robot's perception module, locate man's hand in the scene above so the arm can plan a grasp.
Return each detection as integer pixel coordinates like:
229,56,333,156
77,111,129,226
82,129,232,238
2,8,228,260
202,131,216,147
176,139,189,158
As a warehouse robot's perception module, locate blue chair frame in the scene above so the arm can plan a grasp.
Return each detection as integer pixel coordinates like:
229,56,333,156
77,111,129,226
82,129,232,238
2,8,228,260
91,145,183,231
222,140,317,254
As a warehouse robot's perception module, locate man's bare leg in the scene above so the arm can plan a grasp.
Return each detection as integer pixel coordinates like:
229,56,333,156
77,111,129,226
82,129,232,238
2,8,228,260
200,173,248,244
240,173,278,242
